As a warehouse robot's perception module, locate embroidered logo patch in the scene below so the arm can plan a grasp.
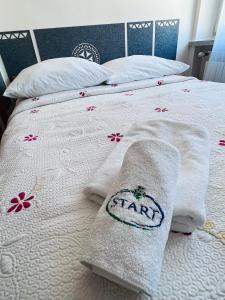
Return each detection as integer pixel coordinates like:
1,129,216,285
106,186,164,230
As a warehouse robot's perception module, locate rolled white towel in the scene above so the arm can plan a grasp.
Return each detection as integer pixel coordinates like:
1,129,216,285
84,119,210,233
81,139,180,296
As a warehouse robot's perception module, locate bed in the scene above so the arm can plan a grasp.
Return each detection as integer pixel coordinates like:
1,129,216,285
0,73,225,300
1,18,225,300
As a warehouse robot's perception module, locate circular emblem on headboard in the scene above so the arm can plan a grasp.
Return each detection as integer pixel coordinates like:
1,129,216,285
72,43,100,64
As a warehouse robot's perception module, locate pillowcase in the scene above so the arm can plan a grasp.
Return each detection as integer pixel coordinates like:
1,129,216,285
103,55,190,84
4,57,112,98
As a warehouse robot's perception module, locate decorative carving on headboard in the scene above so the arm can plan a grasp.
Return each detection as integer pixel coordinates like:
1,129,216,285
0,30,37,79
157,20,179,27
127,21,153,56
72,43,100,63
0,32,28,40
155,19,179,60
128,22,152,29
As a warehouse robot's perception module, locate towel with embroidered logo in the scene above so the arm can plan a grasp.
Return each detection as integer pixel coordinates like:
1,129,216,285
84,119,210,233
81,139,179,296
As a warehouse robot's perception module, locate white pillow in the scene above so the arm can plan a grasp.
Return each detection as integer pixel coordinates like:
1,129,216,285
103,55,190,84
4,57,112,98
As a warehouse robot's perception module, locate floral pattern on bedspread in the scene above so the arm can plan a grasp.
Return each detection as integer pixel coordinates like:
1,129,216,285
1,75,225,300
219,139,225,146
86,106,96,111
154,107,169,113
24,134,38,141
30,109,39,114
107,132,124,142
200,221,225,244
7,192,34,214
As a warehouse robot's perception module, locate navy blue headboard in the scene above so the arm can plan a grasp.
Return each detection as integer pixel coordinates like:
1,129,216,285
155,19,179,60
34,23,125,64
0,31,37,79
127,21,153,56
0,19,179,79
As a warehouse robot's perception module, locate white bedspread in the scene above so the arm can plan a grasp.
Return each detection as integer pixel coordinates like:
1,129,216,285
1,75,225,300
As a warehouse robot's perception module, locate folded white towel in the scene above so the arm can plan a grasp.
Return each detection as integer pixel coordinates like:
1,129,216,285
84,119,210,233
81,139,179,296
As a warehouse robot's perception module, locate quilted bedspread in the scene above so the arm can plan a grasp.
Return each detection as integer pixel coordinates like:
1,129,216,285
1,75,225,300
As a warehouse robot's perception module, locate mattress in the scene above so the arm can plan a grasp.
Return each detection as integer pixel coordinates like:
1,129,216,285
0,75,225,300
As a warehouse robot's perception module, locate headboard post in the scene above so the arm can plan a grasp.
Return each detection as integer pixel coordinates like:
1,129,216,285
0,55,9,96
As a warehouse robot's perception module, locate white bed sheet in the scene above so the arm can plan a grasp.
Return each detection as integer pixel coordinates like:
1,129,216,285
0,75,225,300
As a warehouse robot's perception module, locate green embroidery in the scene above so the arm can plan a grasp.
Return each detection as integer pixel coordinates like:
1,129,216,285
132,186,146,200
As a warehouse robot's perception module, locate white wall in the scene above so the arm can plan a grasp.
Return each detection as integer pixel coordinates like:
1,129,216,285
0,0,197,63
192,0,223,41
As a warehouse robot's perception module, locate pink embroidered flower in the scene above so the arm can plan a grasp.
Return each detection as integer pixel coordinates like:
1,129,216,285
219,140,225,146
182,89,191,93
108,133,123,142
125,93,134,96
7,192,34,213
24,134,38,141
111,84,118,87
157,80,165,86
80,91,88,97
86,106,96,111
32,97,39,101
154,107,168,112
30,109,39,113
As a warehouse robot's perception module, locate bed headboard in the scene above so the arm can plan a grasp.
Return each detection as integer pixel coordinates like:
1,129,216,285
0,19,179,82
0,72,6,96
0,31,37,80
